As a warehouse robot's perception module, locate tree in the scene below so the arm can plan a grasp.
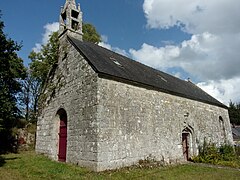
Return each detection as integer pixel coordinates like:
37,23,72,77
83,23,101,43
228,101,240,125
29,32,59,85
0,12,26,152
20,70,41,122
27,23,101,122
26,32,59,122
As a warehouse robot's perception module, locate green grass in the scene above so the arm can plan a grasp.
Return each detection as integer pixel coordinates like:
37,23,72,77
0,151,240,180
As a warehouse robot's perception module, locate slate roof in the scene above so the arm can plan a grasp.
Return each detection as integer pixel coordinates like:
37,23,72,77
68,36,227,108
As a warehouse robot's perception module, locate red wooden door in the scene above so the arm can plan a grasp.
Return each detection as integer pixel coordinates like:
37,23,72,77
182,133,189,160
58,116,67,162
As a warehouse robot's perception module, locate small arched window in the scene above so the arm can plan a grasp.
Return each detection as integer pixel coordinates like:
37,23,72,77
219,116,223,122
219,116,226,141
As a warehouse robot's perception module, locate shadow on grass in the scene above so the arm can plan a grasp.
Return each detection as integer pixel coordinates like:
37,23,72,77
0,153,19,167
0,155,6,167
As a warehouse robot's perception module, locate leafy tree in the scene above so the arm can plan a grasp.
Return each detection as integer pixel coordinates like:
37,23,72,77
29,32,59,85
20,70,41,122
27,23,101,121
26,32,59,121
0,12,26,152
228,101,240,125
83,23,101,43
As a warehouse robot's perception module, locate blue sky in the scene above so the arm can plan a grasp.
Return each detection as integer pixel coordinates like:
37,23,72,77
1,0,240,104
0,0,189,62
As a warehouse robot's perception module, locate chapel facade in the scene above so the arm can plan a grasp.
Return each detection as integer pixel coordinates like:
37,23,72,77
35,0,233,171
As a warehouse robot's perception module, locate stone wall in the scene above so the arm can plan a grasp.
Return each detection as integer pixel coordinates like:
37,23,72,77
35,36,99,170
36,36,233,172
17,126,35,151
96,78,233,171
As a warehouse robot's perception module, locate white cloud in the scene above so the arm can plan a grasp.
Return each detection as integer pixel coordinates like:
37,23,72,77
133,0,240,104
143,0,240,35
131,32,240,81
42,22,59,44
32,43,42,53
100,35,108,43
130,32,240,104
99,35,128,57
173,72,182,79
33,22,59,52
99,41,112,50
130,43,179,70
197,78,240,105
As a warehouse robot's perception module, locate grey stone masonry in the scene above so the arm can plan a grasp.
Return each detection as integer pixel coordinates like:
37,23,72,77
36,0,233,172
59,0,83,40
36,34,233,171
95,78,233,171
36,35,99,170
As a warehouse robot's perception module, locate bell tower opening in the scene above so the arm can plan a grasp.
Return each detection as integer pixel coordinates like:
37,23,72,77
71,9,79,19
59,0,83,40
61,11,67,26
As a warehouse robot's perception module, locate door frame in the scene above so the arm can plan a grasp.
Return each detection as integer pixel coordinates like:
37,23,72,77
57,108,67,162
182,132,190,160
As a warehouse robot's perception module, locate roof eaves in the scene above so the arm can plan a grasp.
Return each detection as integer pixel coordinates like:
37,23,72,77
98,73,228,109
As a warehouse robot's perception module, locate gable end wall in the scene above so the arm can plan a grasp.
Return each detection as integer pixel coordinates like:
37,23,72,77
36,36,99,170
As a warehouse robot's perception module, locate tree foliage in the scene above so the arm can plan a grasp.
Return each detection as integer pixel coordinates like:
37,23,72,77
0,12,26,152
83,23,101,43
29,32,59,85
228,101,240,125
26,32,59,122
20,70,41,122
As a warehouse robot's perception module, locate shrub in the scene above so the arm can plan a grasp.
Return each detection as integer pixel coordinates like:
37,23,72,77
193,140,239,168
219,144,235,161
194,141,220,164
235,145,240,157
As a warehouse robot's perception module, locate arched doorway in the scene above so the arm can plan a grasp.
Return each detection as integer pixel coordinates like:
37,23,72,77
57,109,67,162
182,132,190,160
182,127,193,161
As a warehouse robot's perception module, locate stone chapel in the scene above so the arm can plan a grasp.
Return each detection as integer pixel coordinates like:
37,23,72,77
36,0,234,171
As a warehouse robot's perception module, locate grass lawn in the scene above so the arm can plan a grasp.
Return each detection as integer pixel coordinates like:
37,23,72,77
0,151,240,180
